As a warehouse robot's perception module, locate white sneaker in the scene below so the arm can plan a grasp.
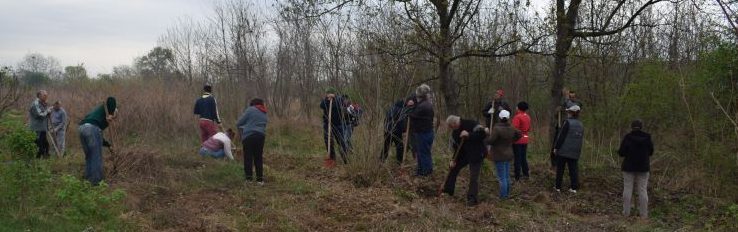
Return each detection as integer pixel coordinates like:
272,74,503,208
257,181,264,186
568,189,577,194
555,188,561,192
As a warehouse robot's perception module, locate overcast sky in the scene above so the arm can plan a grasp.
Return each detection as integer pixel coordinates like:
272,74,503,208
0,0,548,76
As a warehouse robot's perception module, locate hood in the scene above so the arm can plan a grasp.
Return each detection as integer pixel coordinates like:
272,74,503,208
626,130,651,144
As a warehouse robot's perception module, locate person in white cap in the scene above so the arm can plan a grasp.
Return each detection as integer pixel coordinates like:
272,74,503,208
485,110,521,199
552,105,584,193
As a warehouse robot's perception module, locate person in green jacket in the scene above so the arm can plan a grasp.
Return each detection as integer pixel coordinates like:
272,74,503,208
78,97,117,186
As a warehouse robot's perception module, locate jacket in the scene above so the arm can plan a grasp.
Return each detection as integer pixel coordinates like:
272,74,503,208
451,119,487,163
409,99,434,133
384,100,408,135
512,111,531,144
29,98,50,132
482,99,511,127
320,96,346,126
486,122,521,162
202,132,234,160
554,118,584,159
236,105,268,139
618,130,653,172
193,93,221,123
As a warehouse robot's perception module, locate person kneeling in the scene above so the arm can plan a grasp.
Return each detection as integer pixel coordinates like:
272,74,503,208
200,129,235,160
441,115,487,206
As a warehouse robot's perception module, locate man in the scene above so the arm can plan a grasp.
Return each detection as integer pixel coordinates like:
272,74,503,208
564,90,583,109
552,88,583,167
441,115,486,206
343,95,362,149
409,84,435,176
482,89,511,128
50,101,67,156
79,97,117,186
553,105,584,193
381,100,408,164
199,129,235,160
321,87,348,167
486,110,521,199
29,90,52,159
194,85,222,143
512,101,531,180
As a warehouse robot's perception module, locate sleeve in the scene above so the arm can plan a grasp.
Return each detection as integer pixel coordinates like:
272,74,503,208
554,121,570,150
213,97,222,124
193,99,200,115
647,136,654,156
223,138,234,160
55,111,67,131
617,136,628,157
513,129,522,141
236,108,249,128
320,99,327,110
512,115,521,130
482,103,492,118
31,102,48,119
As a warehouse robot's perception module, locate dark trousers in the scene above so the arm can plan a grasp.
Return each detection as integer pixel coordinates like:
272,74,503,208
381,132,404,164
35,131,49,159
442,157,482,202
513,144,529,180
555,156,579,190
324,123,348,164
243,133,265,182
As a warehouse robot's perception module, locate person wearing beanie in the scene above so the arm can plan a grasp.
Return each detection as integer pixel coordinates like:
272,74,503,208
618,119,654,219
512,101,531,181
553,105,584,193
485,110,522,199
78,97,118,186
194,84,223,143
320,87,348,167
237,98,269,184
482,89,511,128
408,84,435,176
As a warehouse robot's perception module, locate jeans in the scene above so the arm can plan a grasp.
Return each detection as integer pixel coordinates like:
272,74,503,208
555,156,579,190
495,161,511,199
623,172,649,218
381,132,404,164
51,129,66,156
199,147,225,158
35,131,49,159
412,131,434,176
344,125,354,149
324,123,348,164
198,119,218,143
442,157,482,202
79,123,103,186
243,133,265,182
513,144,529,180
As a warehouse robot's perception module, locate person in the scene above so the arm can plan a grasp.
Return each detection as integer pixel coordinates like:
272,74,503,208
381,100,408,164
486,110,521,199
199,129,235,160
28,90,52,159
79,97,117,186
553,105,584,193
50,101,67,156
343,95,362,149
552,88,583,168
482,89,511,128
564,90,583,109
441,115,486,206
193,84,222,143
512,101,531,181
237,98,269,184
618,119,654,219
320,88,348,167
408,84,435,176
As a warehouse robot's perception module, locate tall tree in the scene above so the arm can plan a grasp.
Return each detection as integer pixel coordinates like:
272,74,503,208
135,46,179,79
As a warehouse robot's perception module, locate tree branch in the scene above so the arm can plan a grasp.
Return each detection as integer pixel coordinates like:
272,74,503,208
573,0,667,38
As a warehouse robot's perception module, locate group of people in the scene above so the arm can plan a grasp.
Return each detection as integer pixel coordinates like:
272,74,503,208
193,85,269,184
25,83,654,219
28,90,118,186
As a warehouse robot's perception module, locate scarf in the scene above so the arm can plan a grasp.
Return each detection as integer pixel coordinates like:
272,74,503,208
255,104,268,113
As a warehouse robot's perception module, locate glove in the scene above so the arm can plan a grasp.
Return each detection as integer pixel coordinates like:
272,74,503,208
103,140,112,147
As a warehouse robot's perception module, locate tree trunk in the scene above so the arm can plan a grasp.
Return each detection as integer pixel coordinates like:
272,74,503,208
439,57,459,115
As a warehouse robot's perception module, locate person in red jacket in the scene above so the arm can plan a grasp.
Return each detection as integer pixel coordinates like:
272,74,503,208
512,101,531,181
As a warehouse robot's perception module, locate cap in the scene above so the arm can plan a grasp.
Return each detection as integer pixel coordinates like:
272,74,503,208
566,105,581,112
498,110,510,119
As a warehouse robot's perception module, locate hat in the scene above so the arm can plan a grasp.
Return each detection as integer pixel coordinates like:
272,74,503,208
566,105,581,112
105,97,117,114
631,119,643,130
325,87,337,94
498,110,510,120
496,89,504,97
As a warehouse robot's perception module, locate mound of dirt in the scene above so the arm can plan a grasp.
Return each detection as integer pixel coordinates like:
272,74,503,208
105,149,163,182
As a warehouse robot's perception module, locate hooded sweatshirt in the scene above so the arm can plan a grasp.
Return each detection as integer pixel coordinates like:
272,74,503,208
236,105,268,139
618,130,654,172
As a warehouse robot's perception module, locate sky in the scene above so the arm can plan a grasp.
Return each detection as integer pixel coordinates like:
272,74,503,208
0,0,212,76
0,0,548,76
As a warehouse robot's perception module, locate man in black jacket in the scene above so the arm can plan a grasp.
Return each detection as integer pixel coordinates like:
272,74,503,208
441,115,487,206
618,119,654,219
194,85,222,143
381,100,408,164
321,88,348,167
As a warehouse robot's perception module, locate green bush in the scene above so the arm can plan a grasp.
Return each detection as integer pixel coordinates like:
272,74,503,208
56,175,126,224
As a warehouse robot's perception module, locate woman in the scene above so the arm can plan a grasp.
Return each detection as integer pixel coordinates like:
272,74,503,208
512,101,531,180
409,84,435,176
236,98,268,185
618,119,654,218
553,105,583,193
79,97,117,186
486,110,521,199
